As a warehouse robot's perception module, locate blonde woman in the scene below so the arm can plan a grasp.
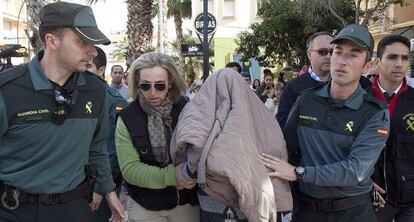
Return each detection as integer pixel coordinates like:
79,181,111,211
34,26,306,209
115,52,199,222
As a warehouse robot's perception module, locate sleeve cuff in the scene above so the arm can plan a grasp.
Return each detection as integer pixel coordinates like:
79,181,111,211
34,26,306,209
165,164,177,186
95,179,116,195
303,166,316,183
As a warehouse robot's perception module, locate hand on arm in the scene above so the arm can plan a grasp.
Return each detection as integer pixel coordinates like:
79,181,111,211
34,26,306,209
175,163,196,189
260,153,297,181
106,191,125,222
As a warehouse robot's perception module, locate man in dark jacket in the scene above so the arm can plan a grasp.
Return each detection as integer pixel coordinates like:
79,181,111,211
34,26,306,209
276,31,333,129
371,35,414,222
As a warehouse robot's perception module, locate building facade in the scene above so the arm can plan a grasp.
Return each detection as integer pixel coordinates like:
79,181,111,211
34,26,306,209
369,0,414,53
0,0,29,66
191,0,262,80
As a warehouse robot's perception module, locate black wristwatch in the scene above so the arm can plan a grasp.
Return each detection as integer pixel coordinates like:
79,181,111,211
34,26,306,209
295,166,306,182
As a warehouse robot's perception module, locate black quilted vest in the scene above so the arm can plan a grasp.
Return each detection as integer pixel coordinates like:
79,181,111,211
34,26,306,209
118,97,198,210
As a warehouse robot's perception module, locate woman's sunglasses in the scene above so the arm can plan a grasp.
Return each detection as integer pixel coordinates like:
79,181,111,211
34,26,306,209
139,83,167,91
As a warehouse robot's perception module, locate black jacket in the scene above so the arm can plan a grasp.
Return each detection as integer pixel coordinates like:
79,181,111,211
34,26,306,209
370,86,414,208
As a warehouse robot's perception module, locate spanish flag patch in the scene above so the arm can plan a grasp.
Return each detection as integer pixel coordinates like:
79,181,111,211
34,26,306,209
115,106,124,111
377,128,389,136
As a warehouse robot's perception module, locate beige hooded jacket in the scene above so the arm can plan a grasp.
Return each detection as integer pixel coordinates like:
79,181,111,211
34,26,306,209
170,68,292,222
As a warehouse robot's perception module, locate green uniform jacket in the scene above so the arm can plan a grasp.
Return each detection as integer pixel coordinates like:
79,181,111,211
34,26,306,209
105,86,128,185
0,52,115,194
284,83,389,199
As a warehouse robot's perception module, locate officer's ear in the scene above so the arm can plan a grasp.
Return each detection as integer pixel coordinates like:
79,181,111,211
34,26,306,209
98,66,106,79
362,59,373,74
44,33,60,50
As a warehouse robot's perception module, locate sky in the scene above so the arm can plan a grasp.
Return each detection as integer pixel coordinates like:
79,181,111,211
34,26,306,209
68,0,192,39
68,0,128,34
63,0,192,68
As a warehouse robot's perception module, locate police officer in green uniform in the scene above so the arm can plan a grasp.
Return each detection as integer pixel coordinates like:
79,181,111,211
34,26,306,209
261,24,390,222
87,46,128,221
0,2,124,222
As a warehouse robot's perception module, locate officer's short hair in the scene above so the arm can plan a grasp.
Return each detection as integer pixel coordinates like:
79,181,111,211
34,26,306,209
306,31,332,49
93,47,107,69
377,35,410,60
111,65,123,73
225,62,242,73
39,26,64,46
92,46,107,78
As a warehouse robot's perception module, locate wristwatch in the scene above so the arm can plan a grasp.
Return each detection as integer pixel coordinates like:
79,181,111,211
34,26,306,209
295,166,306,182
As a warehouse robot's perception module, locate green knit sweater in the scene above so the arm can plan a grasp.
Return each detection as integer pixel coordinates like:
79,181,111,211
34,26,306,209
115,118,177,189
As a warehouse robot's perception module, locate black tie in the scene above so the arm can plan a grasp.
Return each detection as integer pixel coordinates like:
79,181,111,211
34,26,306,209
383,92,395,103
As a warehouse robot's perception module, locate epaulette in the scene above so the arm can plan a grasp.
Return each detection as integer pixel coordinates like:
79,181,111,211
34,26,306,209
106,86,123,98
83,70,104,82
83,69,98,77
363,93,388,109
0,64,27,88
83,70,109,88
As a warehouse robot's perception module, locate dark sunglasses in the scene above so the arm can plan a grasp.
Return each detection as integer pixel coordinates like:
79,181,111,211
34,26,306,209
139,83,167,91
311,48,333,56
51,87,78,125
367,74,375,79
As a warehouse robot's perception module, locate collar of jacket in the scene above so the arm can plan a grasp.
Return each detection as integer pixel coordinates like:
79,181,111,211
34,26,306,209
28,51,87,91
316,81,365,110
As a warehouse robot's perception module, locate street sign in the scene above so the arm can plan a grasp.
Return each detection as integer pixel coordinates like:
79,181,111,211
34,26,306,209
181,44,203,57
194,13,217,35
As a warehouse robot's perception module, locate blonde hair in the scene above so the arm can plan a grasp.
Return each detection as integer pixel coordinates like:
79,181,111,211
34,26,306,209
128,52,187,103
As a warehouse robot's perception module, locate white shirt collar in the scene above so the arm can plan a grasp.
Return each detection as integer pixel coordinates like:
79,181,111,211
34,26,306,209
377,79,403,94
308,67,321,82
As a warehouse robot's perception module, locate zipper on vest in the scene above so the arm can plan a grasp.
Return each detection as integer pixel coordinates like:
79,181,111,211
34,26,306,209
176,189,180,205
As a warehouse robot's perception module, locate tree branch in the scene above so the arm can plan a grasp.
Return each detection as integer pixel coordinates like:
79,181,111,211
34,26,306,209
361,0,383,26
355,0,362,23
327,0,348,26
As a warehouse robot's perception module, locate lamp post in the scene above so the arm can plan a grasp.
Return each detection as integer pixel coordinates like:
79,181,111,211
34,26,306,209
202,0,209,81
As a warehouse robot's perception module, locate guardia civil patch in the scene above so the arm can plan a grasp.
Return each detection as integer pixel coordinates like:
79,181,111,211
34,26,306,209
85,101,93,114
403,113,414,132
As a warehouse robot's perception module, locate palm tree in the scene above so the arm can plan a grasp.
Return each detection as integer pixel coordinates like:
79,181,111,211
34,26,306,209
26,0,47,52
87,0,154,67
125,0,154,67
167,0,191,56
153,0,191,56
156,0,168,52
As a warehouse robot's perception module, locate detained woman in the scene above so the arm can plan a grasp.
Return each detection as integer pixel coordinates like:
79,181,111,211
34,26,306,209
115,52,199,222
